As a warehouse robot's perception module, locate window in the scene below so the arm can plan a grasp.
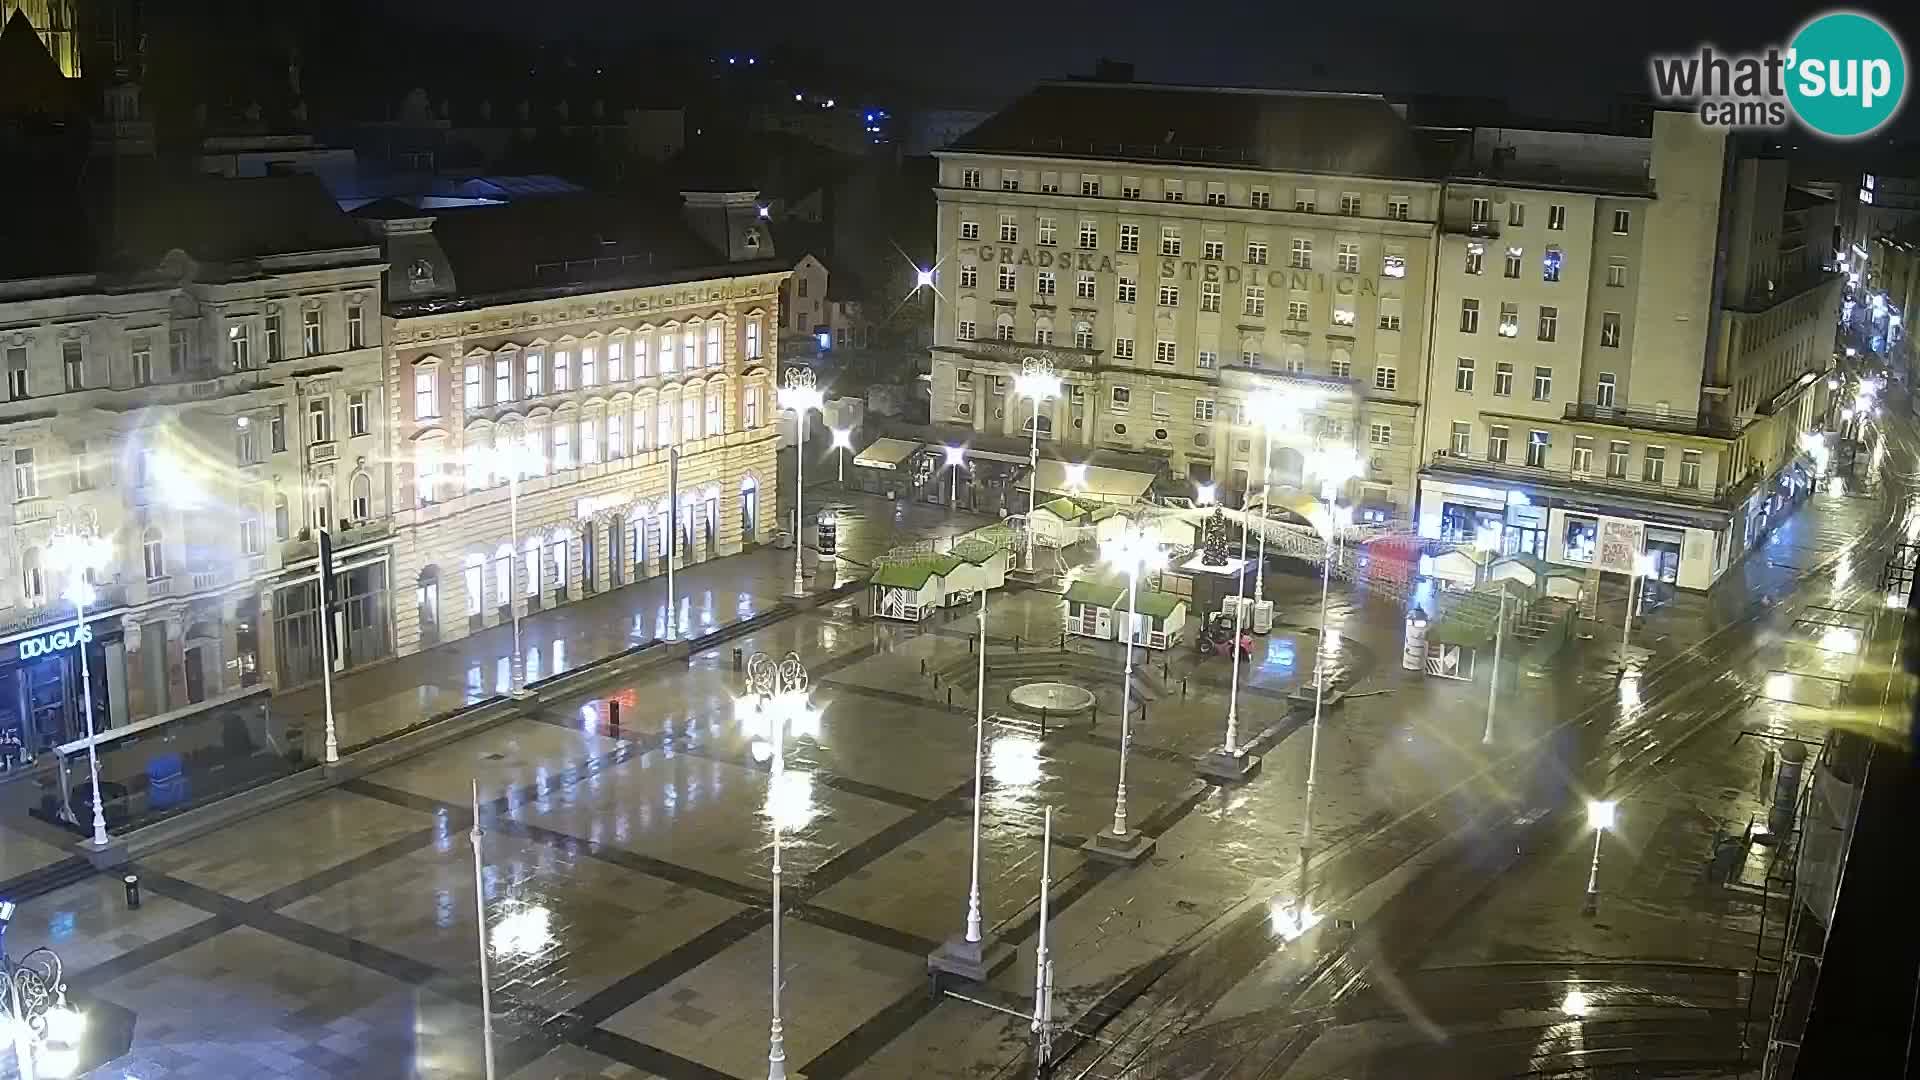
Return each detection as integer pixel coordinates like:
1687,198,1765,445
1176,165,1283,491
1247,241,1269,265
1374,365,1398,392
1540,247,1564,283
1596,372,1617,407
464,364,483,408
1455,357,1476,392
960,220,980,241
1110,386,1131,412
1037,217,1056,246
1499,302,1520,337
552,419,573,469
69,440,91,491
1612,209,1631,234
1571,436,1594,473
553,348,574,388
1242,346,1262,366
1487,425,1510,462
1122,179,1141,199
1387,196,1410,220
1119,224,1140,253
241,515,264,555
998,265,1018,292
1076,273,1096,300
1332,307,1356,327
270,405,286,452
1464,244,1485,275
524,350,542,396
132,334,153,385
350,472,372,520
1548,204,1566,231
496,355,513,401
62,341,83,390
1157,284,1178,307
1197,349,1216,369
12,448,35,499
1607,440,1629,478
1243,284,1266,317
1201,281,1221,312
1155,340,1177,366
1341,192,1362,215
414,368,437,419
1680,449,1702,489
960,265,978,289
1508,201,1526,227
999,214,1018,243
1001,172,1019,191
1163,180,1184,202
6,350,27,401
607,339,626,381
349,390,370,436
1494,362,1514,396
1293,191,1316,212
1600,312,1621,348
1117,276,1137,304
957,320,976,341
1079,220,1098,248
1450,422,1471,456
302,309,322,354
228,324,250,370
1532,366,1553,401
273,494,290,540
1369,423,1393,446
308,397,331,443
1290,237,1312,269
1082,176,1101,197
995,319,1015,342
1460,299,1480,333
1526,430,1549,468
1504,246,1522,278
1206,183,1226,206
1035,323,1054,345
142,529,165,580
1113,337,1134,360
1160,227,1181,256
1075,323,1094,350
657,401,675,447
1331,354,1352,378
1251,187,1272,209
581,344,598,386
1337,243,1359,273
1643,445,1665,483
167,329,188,373
1607,259,1628,288
1194,398,1215,421
962,168,981,189
1287,299,1309,322
1038,271,1057,296
1471,197,1491,223
347,303,366,349
1379,311,1402,331
1563,515,1597,563
581,417,601,463
1151,391,1171,417
1537,306,1558,342
681,331,697,372
1204,240,1225,261
608,411,626,458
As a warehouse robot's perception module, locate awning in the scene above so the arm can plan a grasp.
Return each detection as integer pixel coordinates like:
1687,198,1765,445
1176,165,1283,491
853,437,923,470
960,447,1031,466
1021,460,1156,503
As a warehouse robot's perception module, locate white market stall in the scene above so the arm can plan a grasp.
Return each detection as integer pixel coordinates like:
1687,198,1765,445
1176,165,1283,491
1062,571,1188,651
868,539,1009,622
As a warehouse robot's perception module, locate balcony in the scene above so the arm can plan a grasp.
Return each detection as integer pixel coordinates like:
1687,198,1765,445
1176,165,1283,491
10,496,54,525
280,518,395,564
1442,215,1501,240
0,583,129,637
1562,403,1739,439
307,440,339,465
1426,451,1740,507
941,339,1099,371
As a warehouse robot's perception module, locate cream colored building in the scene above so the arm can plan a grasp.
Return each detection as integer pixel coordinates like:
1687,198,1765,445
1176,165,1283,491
930,83,1442,522
0,173,392,750
363,191,786,668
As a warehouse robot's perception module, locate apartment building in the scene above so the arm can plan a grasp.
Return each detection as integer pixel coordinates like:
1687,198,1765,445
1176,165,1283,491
1419,115,1841,589
930,82,1441,521
0,173,392,753
362,190,786,668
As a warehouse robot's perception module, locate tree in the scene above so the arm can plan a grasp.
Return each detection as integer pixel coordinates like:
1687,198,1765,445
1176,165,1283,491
1201,509,1229,566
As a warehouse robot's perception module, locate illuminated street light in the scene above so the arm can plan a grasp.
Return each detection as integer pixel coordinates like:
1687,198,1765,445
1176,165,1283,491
1583,799,1617,915
0,943,84,1079
1064,462,1088,491
914,266,934,290
47,532,113,847
469,780,499,1080
929,591,1005,982
943,444,967,508
1246,388,1322,602
473,440,546,689
1014,357,1062,570
1621,552,1657,662
778,369,825,598
1086,530,1167,863
830,427,853,484
1296,448,1364,916
1196,483,1216,506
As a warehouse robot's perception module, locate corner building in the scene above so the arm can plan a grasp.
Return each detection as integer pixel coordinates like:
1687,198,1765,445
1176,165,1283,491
363,191,786,665
930,83,1441,520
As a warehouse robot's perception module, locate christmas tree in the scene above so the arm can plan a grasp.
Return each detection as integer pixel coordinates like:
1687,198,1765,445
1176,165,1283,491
1201,509,1229,566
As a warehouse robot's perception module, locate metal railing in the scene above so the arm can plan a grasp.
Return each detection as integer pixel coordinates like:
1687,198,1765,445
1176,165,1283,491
1426,450,1735,505
1563,402,1740,438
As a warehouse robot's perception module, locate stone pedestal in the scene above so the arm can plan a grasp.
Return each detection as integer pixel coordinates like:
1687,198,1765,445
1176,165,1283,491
1081,828,1155,865
1196,748,1262,784
926,932,1014,985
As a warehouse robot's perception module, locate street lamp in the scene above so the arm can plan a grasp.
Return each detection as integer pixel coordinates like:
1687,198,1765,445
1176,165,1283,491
1583,799,1617,915
0,940,83,1080
943,444,967,509
778,369,824,598
474,440,543,695
829,427,852,485
1621,552,1657,662
1085,529,1166,864
468,780,498,1080
1064,462,1087,492
1196,483,1216,506
1014,357,1062,571
1297,446,1362,910
738,652,822,1080
929,590,1007,981
1247,388,1320,603
46,533,112,847
1199,487,1260,783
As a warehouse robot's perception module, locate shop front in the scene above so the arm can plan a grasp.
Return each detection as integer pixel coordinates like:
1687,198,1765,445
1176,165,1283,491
0,616,129,768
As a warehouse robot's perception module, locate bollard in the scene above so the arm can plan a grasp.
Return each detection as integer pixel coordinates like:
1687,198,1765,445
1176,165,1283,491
124,874,141,909
933,673,940,689
921,658,928,675
969,636,975,655
1181,675,1188,698
1015,635,1023,653
1040,708,1049,739
732,648,744,671
1059,631,1066,650
607,699,622,739
948,687,954,711
1162,658,1169,680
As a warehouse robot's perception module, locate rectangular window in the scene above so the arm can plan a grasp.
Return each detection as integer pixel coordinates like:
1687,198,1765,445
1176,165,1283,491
553,421,573,469
1571,436,1594,474
1548,204,1566,230
1538,306,1558,342
960,220,980,241
496,357,513,401
1612,209,1631,234
1160,226,1181,256
1387,196,1410,220
1499,302,1520,337
1157,284,1178,307
1542,247,1563,283
1154,340,1177,366
995,320,1014,342
744,387,759,428
1369,423,1392,446
1250,187,1272,209
1471,197,1491,223
1287,299,1309,322
1526,429,1549,468
1113,337,1134,361
1607,440,1629,478
236,423,257,464
960,265,978,289
263,314,281,362
1038,271,1057,296
1600,312,1621,348
1164,180,1184,202
1465,244,1485,275
61,341,83,390
1079,220,1098,248
1244,284,1266,317
270,405,286,452
679,331,696,373
632,405,650,450
1293,191,1316,212
1122,178,1141,199
1037,217,1056,246
1374,365,1397,392
1643,445,1665,483
1607,259,1628,287
581,344,599,386
1680,449,1702,489
525,350,542,397
302,308,322,354
168,328,188,373
1117,276,1137,304
1001,172,1019,191
962,168,981,189
1081,176,1101,197
1455,357,1476,392
1450,422,1471,456
1494,362,1514,396
1151,391,1171,417
349,390,370,436
608,413,625,458
1206,183,1226,206
1247,241,1269,265
1331,355,1352,378
999,214,1018,243
658,402,674,447
1119,224,1140,252
5,349,26,400
607,339,625,380
1077,273,1096,299
1487,425,1509,462
1110,386,1131,412
131,334,153,385
1290,237,1312,269
1076,324,1095,349
464,364,483,408
581,417,600,463
1596,372,1617,407
553,349,573,389
1379,311,1402,331
1201,281,1221,311
1197,350,1217,369
228,324,250,370
12,448,35,499
1341,192,1362,215
957,320,976,341
1508,201,1526,227
414,368,437,419
308,397,331,443
1460,299,1480,333
347,303,366,349
1194,398,1215,421
1337,243,1359,273
998,265,1018,292
1242,346,1261,366
1532,366,1553,401
1504,246,1522,278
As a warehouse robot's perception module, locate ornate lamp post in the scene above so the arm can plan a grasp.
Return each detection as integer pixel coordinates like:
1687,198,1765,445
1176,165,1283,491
830,427,853,484
778,369,824,598
1013,357,1061,571
1083,528,1166,864
1296,446,1363,914
1246,388,1320,604
928,591,1010,982
0,936,84,1080
46,532,113,847
475,440,544,695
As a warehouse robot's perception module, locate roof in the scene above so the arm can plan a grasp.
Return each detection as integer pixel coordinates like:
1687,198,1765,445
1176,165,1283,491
1063,573,1186,619
1037,497,1090,520
951,82,1434,180
0,9,70,117
854,437,921,470
1088,505,1130,523
1785,186,1833,212
871,557,958,589
1022,459,1156,503
1427,591,1504,648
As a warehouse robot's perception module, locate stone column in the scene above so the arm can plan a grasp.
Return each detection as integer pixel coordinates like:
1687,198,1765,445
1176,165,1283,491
256,587,281,693
971,371,988,434
119,615,150,722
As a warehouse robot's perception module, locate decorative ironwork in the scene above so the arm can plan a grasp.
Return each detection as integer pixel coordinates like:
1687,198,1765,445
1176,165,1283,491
1,946,73,1051
781,366,816,393
1020,354,1056,383
746,650,809,700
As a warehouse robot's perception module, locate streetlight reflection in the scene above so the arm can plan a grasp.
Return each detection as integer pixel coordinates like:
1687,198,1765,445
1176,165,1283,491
988,732,1044,788
490,902,555,958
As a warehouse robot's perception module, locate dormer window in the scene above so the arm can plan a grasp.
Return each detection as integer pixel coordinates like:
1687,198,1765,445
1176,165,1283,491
744,228,761,251
408,259,435,289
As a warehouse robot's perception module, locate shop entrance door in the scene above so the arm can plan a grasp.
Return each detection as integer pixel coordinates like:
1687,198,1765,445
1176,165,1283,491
184,646,207,704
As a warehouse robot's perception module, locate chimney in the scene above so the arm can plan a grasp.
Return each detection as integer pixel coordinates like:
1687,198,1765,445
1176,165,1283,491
680,190,773,263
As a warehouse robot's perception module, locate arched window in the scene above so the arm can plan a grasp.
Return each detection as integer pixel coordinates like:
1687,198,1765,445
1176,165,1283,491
994,312,1015,341
21,548,43,602
1022,410,1055,438
142,528,165,580
350,472,373,520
